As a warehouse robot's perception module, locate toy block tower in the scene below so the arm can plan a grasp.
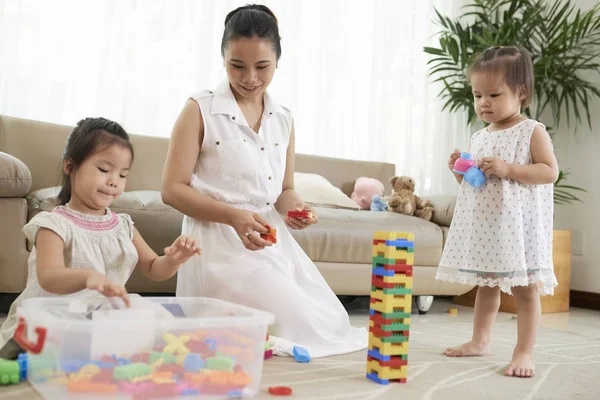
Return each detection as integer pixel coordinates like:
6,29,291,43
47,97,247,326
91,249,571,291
366,231,414,384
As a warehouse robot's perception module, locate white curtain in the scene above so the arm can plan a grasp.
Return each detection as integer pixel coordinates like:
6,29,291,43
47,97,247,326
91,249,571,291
0,0,469,195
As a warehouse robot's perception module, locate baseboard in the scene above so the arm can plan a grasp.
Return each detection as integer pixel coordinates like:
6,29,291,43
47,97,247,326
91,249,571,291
570,290,600,311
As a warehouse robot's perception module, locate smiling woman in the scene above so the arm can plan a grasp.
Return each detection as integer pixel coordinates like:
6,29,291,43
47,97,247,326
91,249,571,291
160,4,368,359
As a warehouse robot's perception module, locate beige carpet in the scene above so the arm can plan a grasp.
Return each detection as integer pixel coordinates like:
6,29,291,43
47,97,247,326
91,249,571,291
1,300,599,399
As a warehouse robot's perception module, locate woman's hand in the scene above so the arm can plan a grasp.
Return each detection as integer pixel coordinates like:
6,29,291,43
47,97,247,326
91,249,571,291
285,202,318,230
229,209,272,251
85,271,130,307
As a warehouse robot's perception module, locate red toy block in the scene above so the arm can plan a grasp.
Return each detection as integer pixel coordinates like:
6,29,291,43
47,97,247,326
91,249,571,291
367,356,408,368
268,386,293,396
287,210,312,219
260,224,277,244
264,349,273,359
368,326,410,338
369,312,410,325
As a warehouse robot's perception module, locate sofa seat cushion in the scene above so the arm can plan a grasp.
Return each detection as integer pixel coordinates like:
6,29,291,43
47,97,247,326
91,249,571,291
290,207,443,267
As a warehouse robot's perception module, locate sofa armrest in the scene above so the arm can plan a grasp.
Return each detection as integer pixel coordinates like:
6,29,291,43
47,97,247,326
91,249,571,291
421,195,456,227
0,152,32,198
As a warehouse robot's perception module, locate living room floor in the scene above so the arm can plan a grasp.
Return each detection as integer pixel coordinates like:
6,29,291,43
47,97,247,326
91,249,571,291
1,297,599,399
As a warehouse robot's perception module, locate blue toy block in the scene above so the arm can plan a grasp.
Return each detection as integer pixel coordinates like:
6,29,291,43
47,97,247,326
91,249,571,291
112,355,131,365
384,239,414,248
181,388,201,396
226,389,244,398
184,353,205,372
372,267,395,277
293,346,311,363
367,349,390,361
204,339,217,351
60,360,86,374
92,361,115,369
367,372,389,384
17,353,27,381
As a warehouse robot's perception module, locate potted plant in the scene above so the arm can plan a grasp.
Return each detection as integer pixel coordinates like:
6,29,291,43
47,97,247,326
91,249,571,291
424,0,600,312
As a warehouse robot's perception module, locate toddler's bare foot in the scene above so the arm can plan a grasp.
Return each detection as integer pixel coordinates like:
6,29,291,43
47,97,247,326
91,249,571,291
505,351,534,377
443,341,491,357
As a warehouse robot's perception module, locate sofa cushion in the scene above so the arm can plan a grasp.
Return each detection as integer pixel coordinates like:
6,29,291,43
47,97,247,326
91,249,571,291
0,152,32,197
290,208,443,267
294,172,361,210
27,188,443,268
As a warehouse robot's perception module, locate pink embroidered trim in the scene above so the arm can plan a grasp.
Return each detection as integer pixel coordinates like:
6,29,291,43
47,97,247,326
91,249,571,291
53,208,120,231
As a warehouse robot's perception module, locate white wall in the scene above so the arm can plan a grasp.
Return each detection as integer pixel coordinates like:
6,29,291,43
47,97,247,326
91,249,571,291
552,0,600,294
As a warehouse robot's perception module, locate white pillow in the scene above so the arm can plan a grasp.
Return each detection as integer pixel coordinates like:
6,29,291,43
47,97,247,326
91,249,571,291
294,172,361,210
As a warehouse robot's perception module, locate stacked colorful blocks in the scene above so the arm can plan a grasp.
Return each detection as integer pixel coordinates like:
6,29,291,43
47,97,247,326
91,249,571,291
367,232,414,384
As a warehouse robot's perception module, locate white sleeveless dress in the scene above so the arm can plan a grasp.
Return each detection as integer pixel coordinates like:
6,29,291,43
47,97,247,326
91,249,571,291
436,119,558,295
175,82,367,357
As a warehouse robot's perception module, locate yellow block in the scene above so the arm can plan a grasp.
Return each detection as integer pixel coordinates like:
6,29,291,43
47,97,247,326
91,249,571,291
367,361,408,379
372,245,414,263
370,292,412,309
370,299,412,314
373,232,415,241
368,333,409,355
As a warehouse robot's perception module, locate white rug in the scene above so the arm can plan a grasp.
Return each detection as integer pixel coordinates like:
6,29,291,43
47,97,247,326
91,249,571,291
1,302,600,400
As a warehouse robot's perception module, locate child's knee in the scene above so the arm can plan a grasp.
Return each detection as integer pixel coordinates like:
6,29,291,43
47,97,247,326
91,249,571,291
512,284,538,301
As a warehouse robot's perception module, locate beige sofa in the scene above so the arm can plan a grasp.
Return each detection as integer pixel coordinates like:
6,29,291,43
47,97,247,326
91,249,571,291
0,115,471,303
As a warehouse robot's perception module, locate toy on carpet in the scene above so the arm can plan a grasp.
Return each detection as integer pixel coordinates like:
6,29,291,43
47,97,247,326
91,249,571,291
386,176,433,221
292,346,311,363
268,386,293,395
0,353,27,385
453,152,486,187
261,224,277,244
351,177,385,210
448,308,458,316
367,232,414,384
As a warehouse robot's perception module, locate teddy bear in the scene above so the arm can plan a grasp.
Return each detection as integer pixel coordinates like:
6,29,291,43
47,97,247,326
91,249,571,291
386,176,434,221
351,177,385,210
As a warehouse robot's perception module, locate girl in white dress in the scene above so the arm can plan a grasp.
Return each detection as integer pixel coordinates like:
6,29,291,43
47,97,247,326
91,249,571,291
161,4,367,358
436,47,559,377
0,117,201,359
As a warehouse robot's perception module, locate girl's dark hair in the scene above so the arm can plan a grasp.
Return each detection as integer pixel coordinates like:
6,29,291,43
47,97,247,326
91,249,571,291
58,117,134,205
467,46,534,108
221,4,281,61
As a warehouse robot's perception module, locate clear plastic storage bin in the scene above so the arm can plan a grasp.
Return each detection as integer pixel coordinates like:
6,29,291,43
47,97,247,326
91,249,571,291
15,295,274,399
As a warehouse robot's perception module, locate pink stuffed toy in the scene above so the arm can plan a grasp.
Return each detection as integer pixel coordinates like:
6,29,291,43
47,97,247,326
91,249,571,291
351,177,385,210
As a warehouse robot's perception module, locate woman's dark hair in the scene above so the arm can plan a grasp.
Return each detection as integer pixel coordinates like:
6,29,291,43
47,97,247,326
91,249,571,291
58,117,134,205
221,4,281,61
467,46,534,108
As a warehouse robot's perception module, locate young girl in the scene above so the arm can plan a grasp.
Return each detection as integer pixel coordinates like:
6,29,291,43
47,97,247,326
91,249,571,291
0,117,201,359
161,4,367,357
437,47,559,378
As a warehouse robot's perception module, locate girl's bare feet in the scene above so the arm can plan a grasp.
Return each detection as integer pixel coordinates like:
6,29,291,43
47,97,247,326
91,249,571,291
505,350,534,377
443,340,491,357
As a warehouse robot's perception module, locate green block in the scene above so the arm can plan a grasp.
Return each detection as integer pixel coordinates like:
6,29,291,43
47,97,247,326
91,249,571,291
113,363,152,381
376,311,411,319
379,322,411,331
150,351,177,365
379,334,410,343
205,356,234,372
0,359,19,385
372,256,398,266
371,286,412,295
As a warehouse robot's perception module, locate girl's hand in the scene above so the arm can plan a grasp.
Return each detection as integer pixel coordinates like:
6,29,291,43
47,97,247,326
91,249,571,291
285,202,318,230
164,235,202,265
229,209,272,251
448,149,461,172
85,271,130,307
479,157,511,178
